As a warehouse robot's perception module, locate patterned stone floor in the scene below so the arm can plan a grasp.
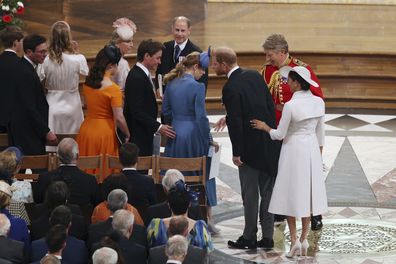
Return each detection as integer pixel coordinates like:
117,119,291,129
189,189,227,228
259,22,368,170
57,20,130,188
208,113,396,264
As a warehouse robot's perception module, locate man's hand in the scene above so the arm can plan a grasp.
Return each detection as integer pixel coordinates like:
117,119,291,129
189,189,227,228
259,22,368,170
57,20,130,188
213,116,226,132
232,156,243,166
159,125,176,138
46,131,58,146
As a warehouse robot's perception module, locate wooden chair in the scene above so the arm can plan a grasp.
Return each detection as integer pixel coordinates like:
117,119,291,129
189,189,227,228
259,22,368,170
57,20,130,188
14,154,54,181
0,133,8,149
105,154,156,176
154,156,207,186
76,155,103,180
56,134,78,141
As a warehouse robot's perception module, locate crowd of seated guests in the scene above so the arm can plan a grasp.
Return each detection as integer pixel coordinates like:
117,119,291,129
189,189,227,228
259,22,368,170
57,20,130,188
0,141,212,263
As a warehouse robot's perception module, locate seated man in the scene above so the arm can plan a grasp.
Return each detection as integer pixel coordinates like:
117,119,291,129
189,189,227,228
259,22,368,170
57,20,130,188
31,205,88,264
119,143,156,206
110,209,146,263
149,216,206,264
88,189,146,252
146,169,203,225
165,235,189,264
31,225,68,264
0,213,26,264
92,247,118,264
34,138,100,206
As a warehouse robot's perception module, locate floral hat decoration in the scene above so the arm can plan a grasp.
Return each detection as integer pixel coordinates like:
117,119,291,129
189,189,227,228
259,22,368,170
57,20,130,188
112,17,137,41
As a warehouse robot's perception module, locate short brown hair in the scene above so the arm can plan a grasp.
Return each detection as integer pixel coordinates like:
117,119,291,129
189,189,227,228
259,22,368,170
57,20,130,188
0,26,23,48
213,46,237,67
136,39,164,62
262,34,289,53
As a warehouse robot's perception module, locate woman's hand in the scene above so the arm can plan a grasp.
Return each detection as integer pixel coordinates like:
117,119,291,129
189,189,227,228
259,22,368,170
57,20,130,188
211,141,220,153
250,119,270,132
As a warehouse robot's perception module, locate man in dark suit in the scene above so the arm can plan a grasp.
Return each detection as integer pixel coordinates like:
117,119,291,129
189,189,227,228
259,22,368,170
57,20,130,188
124,39,175,156
119,142,156,206
156,16,207,94
87,189,147,252
30,206,88,264
0,213,26,264
0,26,24,134
34,138,100,205
212,47,279,249
149,216,206,264
110,210,146,264
9,34,57,155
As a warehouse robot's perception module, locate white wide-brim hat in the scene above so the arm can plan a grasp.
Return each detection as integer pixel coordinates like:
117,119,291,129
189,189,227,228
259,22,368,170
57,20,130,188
279,66,319,88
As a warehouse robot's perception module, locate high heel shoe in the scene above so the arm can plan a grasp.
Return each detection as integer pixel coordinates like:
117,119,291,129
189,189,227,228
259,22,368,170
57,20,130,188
286,240,301,258
300,239,309,257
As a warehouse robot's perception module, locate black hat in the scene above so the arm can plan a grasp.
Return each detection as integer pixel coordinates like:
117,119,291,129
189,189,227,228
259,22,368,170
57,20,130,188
104,44,122,64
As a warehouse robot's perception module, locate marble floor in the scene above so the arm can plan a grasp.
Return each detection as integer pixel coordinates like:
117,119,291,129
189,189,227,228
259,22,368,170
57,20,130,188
208,112,396,264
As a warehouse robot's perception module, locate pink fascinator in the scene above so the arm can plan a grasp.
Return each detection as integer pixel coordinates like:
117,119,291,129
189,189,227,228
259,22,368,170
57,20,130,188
112,17,137,41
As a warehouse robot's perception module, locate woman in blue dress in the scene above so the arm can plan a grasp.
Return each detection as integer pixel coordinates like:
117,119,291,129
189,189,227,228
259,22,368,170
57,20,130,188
162,50,220,234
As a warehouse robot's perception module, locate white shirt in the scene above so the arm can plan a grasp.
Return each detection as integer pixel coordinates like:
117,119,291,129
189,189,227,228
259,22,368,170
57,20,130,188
166,260,182,264
5,49,16,54
122,167,137,171
227,66,240,78
174,39,188,51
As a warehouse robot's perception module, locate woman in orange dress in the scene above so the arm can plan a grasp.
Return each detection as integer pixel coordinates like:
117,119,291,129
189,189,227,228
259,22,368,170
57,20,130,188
77,45,130,182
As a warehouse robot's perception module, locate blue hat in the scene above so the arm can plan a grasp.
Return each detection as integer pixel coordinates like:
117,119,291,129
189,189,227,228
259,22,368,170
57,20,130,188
4,146,23,164
199,47,211,69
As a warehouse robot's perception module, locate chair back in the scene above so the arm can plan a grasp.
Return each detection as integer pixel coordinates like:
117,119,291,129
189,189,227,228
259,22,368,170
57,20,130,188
14,154,54,181
155,156,206,186
76,155,103,180
0,133,8,149
105,155,155,176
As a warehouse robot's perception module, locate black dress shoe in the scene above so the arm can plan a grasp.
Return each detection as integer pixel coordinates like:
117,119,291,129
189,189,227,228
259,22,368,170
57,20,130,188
311,215,323,231
257,237,274,249
228,236,257,249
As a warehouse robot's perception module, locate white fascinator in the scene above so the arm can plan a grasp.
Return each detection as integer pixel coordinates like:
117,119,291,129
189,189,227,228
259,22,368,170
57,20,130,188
112,17,137,41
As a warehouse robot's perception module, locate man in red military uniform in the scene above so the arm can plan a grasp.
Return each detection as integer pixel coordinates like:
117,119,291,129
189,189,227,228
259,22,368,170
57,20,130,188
261,34,324,230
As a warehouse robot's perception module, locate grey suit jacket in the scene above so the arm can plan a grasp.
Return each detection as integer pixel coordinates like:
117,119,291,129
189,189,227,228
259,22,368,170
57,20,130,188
148,244,207,264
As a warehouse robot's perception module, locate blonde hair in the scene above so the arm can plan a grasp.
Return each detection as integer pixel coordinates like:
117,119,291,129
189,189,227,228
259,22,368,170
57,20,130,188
0,190,11,209
49,21,74,64
163,51,200,84
0,151,17,180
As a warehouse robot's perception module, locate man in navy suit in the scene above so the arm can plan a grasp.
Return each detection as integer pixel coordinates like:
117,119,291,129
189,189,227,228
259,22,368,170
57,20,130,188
212,47,279,250
123,39,175,156
30,205,88,264
0,214,26,264
31,225,68,264
9,34,58,155
0,26,24,134
119,142,156,206
156,16,207,93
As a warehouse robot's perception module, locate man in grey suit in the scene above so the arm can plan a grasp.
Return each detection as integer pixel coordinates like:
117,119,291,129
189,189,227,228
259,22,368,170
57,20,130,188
149,216,207,264
212,47,280,249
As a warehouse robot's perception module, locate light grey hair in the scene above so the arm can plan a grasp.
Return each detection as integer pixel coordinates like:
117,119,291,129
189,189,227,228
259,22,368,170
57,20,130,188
112,209,134,237
165,235,189,259
262,33,289,53
107,189,128,213
0,213,10,236
172,16,191,28
57,138,79,164
92,247,118,264
162,169,185,191
40,254,61,264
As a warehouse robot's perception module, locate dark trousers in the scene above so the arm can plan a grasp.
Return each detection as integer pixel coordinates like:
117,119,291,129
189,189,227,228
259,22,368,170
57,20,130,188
239,164,274,241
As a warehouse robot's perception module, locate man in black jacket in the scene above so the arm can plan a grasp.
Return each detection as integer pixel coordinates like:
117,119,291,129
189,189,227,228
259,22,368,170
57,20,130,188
0,213,26,264
34,138,100,206
212,47,280,250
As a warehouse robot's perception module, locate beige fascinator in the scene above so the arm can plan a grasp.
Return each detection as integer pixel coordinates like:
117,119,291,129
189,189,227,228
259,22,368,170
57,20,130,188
112,17,137,41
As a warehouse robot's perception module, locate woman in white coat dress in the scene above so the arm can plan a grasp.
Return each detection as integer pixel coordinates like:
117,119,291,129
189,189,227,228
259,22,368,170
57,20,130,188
251,66,327,258
44,21,88,137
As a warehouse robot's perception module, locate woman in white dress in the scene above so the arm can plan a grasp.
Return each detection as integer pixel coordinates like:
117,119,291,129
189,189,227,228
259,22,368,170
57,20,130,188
109,17,137,90
43,21,89,136
251,66,327,258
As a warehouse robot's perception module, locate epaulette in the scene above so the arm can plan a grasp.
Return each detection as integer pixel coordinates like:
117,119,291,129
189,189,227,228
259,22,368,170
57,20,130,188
292,57,307,67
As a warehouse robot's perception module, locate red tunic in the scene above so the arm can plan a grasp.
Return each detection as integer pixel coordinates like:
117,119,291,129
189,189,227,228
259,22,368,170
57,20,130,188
261,56,323,125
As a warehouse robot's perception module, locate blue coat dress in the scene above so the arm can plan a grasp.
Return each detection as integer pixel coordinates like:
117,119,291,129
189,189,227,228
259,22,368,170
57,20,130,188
162,73,217,206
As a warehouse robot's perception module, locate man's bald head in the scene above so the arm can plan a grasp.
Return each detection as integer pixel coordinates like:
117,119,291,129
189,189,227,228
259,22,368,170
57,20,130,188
57,138,79,164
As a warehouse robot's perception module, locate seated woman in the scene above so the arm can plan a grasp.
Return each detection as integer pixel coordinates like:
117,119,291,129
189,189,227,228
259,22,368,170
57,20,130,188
91,173,144,226
147,188,213,251
0,147,31,225
0,180,30,250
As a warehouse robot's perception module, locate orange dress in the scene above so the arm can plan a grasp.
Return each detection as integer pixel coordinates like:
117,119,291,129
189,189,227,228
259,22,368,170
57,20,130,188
77,83,122,183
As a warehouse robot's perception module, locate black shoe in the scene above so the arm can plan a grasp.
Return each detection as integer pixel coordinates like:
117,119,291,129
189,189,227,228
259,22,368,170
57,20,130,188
311,215,323,231
228,236,257,249
257,238,274,249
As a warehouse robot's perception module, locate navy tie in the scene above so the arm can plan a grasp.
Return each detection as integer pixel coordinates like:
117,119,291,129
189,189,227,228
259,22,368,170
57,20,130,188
174,45,180,63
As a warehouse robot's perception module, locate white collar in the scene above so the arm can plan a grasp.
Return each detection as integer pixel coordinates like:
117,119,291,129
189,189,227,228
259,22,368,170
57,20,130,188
122,167,137,171
4,49,17,54
136,62,150,77
174,39,188,51
24,55,36,68
227,66,239,78
45,253,62,260
166,261,182,264
60,164,77,167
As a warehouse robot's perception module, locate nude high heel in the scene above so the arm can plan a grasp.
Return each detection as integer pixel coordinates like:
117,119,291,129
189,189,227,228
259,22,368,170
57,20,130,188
286,240,301,258
300,239,309,257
